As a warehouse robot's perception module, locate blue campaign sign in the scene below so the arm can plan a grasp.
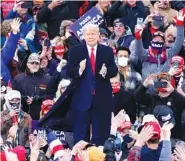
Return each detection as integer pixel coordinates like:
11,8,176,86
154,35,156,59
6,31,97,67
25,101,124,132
31,120,65,142
70,6,104,41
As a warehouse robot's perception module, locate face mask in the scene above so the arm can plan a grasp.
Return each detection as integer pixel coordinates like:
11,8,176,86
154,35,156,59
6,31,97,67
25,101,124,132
9,102,20,110
118,57,129,67
123,134,133,143
157,88,167,93
54,46,65,56
112,82,121,94
151,41,164,51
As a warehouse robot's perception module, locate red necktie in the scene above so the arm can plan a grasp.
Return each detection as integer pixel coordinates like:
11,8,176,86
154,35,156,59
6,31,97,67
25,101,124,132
90,48,95,74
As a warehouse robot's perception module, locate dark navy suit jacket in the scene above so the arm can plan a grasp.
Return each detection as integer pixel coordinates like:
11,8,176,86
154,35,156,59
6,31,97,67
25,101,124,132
66,43,118,112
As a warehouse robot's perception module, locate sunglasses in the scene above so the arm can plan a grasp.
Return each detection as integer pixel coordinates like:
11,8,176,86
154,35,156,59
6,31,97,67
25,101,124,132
29,62,40,65
114,23,124,27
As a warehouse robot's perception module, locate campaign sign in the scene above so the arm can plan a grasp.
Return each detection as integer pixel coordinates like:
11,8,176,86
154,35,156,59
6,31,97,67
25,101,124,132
31,120,65,142
1,0,15,17
70,6,104,41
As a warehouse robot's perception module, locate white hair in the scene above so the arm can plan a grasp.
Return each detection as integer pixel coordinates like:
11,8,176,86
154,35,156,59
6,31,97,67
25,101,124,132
82,24,100,35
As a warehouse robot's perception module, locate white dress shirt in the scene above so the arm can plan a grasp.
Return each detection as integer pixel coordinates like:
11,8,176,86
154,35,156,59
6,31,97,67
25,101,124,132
86,44,98,59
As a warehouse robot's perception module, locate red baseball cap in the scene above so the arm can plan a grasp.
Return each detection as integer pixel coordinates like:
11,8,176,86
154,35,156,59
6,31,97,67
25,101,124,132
144,121,161,140
0,146,26,161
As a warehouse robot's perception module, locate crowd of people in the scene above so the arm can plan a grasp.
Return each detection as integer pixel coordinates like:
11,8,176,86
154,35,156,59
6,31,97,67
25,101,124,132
1,0,185,160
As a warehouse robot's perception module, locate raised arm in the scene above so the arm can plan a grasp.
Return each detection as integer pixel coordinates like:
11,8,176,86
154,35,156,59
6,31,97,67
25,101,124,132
167,11,185,58
1,18,21,65
37,1,62,23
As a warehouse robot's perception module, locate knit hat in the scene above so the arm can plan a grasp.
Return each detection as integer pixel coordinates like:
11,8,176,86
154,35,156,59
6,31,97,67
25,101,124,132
87,146,105,161
0,146,26,161
153,105,175,127
144,121,161,140
5,90,21,101
47,131,64,160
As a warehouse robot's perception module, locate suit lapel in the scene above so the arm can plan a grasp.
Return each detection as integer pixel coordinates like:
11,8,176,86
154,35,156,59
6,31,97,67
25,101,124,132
95,44,101,74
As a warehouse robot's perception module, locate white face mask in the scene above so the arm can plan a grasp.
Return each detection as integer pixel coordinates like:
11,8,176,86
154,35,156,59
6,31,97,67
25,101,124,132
118,57,129,67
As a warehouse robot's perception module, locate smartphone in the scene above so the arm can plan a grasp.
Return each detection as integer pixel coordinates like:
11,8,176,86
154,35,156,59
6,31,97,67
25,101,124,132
136,18,143,30
154,81,167,88
21,3,33,9
44,39,51,48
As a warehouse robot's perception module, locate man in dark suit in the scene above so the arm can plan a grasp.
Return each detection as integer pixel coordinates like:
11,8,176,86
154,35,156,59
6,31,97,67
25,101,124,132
66,24,118,145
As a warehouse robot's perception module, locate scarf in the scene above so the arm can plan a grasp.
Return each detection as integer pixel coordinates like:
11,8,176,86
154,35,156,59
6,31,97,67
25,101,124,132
146,46,167,64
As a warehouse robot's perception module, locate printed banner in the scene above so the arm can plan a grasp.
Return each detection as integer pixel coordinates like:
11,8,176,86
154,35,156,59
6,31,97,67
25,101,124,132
31,120,65,142
70,6,104,41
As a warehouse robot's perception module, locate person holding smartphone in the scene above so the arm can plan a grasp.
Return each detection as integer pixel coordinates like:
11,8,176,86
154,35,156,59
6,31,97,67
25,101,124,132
134,73,185,140
0,90,32,147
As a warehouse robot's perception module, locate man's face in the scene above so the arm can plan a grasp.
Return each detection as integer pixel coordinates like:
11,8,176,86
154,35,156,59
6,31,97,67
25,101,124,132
98,0,111,7
9,98,21,111
83,28,100,47
40,58,48,69
27,61,40,73
117,50,129,59
113,23,125,37
110,77,120,88
165,26,176,45
17,7,28,15
99,34,108,45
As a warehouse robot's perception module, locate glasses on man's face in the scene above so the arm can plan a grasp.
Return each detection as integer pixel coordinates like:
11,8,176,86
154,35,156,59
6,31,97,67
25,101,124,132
30,62,40,65
114,23,124,28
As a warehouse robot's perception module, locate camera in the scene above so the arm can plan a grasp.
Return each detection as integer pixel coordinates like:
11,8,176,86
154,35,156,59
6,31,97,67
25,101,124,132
114,137,122,152
21,3,33,9
154,81,167,88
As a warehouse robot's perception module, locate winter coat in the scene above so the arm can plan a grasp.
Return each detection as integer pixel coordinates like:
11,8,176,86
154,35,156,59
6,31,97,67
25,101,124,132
135,84,185,139
13,70,52,120
1,109,32,146
37,1,84,39
113,88,137,123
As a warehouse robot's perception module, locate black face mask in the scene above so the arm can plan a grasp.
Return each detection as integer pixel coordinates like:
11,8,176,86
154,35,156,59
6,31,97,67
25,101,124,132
151,41,164,49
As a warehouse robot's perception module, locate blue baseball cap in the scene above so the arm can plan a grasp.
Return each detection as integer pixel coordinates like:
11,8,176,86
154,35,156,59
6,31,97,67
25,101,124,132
153,105,175,127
